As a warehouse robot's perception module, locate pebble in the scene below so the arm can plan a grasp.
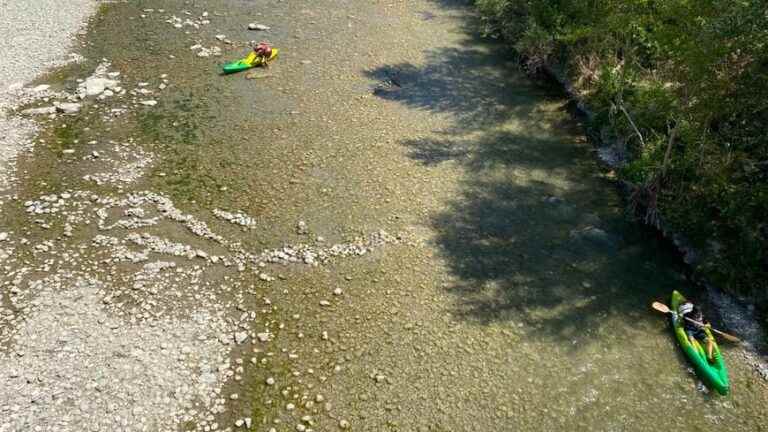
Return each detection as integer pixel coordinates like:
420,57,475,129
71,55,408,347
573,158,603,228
333,288,343,296
297,220,309,235
339,419,350,429
248,23,270,31
0,232,8,241
266,377,275,385
140,100,158,106
286,403,296,411
235,331,248,344
83,76,118,97
55,102,82,114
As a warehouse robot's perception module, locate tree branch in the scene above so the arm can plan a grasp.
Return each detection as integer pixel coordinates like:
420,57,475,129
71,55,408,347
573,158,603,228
662,122,678,173
617,97,645,148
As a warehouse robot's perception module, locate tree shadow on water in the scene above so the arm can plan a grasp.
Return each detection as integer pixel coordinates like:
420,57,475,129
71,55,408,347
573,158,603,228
425,130,684,344
364,44,550,133
367,13,686,346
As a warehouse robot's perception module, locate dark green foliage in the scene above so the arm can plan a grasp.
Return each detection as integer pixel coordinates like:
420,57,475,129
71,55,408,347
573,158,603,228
475,0,768,303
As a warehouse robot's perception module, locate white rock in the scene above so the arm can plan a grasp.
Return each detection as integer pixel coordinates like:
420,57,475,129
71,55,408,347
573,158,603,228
339,419,350,429
235,332,248,344
140,100,157,106
55,102,81,114
319,300,330,307
215,34,226,41
333,288,343,296
296,221,308,234
32,84,50,92
84,77,118,96
248,23,270,31
266,377,275,385
244,418,252,429
0,232,8,241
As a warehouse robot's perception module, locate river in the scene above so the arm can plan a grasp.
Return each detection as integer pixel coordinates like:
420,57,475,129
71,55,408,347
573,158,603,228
4,0,768,431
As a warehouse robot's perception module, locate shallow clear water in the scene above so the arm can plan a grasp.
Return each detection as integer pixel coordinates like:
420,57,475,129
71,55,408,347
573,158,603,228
12,0,768,430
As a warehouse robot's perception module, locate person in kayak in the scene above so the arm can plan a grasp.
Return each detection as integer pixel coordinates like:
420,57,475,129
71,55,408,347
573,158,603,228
678,301,715,362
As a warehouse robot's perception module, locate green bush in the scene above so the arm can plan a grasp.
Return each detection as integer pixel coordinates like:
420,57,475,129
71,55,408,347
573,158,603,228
474,0,768,305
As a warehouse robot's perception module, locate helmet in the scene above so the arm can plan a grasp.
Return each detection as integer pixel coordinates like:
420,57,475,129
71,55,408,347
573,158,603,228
679,302,694,315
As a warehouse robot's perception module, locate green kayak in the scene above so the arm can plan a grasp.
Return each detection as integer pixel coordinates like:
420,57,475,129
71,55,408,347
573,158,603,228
670,290,729,395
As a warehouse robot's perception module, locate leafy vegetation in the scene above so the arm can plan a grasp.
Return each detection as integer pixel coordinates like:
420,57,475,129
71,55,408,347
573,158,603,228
475,0,768,304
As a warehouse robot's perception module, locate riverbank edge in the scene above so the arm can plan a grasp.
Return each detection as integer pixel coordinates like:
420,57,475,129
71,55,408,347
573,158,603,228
0,0,99,200
462,8,768,356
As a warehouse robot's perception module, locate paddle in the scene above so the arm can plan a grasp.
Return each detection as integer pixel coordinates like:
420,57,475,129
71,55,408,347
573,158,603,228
651,301,741,343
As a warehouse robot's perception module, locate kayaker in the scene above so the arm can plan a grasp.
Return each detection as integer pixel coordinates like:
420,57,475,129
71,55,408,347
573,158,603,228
254,42,272,58
678,302,715,362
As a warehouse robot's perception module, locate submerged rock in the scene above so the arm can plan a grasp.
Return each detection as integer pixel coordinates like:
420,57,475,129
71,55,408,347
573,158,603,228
569,226,618,249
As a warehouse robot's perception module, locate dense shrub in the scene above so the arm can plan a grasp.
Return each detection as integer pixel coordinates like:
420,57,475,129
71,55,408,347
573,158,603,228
475,0,768,304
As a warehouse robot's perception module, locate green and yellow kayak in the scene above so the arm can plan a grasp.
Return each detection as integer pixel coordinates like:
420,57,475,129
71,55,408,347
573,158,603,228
670,290,729,395
222,48,279,74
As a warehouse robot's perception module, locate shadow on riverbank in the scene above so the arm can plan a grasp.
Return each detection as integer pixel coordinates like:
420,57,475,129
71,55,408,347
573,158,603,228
366,7,687,345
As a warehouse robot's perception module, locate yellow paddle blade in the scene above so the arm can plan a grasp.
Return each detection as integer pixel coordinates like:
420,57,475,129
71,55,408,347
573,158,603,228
651,301,671,314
